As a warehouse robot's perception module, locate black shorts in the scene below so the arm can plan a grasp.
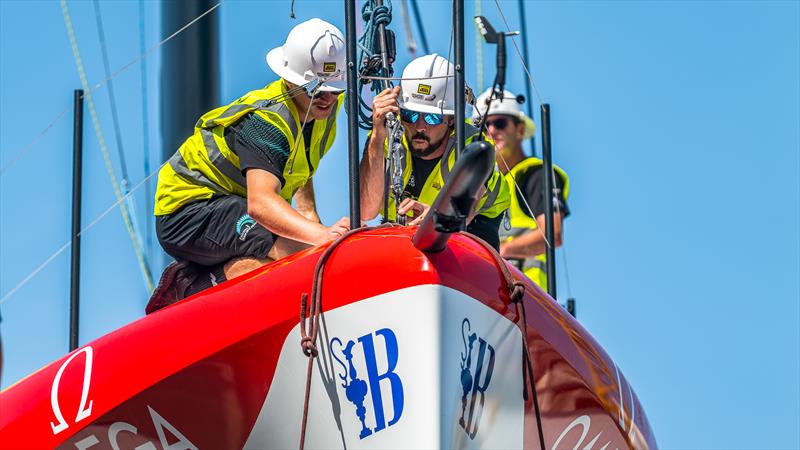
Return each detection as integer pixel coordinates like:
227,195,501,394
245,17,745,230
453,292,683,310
156,195,276,266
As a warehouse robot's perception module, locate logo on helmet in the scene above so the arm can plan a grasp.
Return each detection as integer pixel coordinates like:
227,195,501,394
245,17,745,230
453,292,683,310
417,84,431,95
323,62,337,73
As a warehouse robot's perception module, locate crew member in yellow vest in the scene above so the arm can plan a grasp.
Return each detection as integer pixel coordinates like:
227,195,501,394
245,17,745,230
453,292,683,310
472,88,570,290
360,54,510,248
148,19,350,312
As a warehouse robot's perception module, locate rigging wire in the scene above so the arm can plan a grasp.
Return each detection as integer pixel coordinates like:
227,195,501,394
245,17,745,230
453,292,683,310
360,74,453,81
441,0,455,117
139,0,154,268
0,167,162,306
0,79,318,307
0,107,69,175
93,0,152,287
552,167,573,299
475,0,484,93
92,0,131,186
492,0,543,105
356,0,395,130
399,0,417,55
61,0,155,291
0,1,223,177
408,0,429,54
491,0,574,298
496,153,551,248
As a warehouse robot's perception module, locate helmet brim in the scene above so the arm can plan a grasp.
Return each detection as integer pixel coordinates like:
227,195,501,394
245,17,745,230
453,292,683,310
398,99,454,116
267,47,346,92
317,78,346,92
470,111,537,139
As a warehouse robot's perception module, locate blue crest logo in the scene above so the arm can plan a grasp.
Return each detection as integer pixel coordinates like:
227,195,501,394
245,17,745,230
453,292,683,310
458,318,495,439
331,328,405,439
235,214,256,241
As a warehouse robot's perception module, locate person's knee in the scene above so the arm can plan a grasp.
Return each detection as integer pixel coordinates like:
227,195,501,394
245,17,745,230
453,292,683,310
224,257,271,279
267,237,310,260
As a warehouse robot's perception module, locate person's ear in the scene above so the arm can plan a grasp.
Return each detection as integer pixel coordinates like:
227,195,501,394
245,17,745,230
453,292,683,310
516,122,526,139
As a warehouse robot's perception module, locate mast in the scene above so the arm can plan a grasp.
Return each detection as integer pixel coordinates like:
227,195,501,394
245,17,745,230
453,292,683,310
160,0,219,162
70,89,84,351
345,0,361,229
454,0,465,155
541,104,557,298
517,0,537,157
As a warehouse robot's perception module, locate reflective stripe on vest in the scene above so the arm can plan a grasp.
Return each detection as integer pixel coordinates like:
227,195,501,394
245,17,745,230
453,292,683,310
509,256,545,271
200,129,247,190
154,79,341,215
167,150,227,195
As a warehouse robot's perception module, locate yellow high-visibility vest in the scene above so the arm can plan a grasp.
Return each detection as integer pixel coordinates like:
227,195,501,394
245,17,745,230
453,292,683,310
501,157,570,290
383,123,510,222
154,79,342,216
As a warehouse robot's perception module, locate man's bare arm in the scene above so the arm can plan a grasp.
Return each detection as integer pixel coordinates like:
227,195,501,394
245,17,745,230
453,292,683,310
499,212,564,259
246,169,348,245
294,179,321,223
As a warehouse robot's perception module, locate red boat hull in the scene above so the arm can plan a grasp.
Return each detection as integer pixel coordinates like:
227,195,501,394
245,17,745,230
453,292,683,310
0,228,655,449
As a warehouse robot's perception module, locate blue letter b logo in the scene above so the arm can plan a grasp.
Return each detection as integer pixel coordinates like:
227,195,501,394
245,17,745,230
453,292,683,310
359,328,404,434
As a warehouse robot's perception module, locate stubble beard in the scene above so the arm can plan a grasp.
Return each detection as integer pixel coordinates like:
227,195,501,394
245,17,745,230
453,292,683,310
410,133,448,158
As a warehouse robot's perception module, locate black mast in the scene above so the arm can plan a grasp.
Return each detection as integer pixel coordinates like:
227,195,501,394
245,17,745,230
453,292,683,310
453,0,465,155
541,104,557,298
160,0,219,162
70,90,84,351
345,0,361,229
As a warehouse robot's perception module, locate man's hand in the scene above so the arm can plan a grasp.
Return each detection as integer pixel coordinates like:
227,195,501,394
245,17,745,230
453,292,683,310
499,241,511,258
360,86,401,220
398,198,431,226
320,216,351,243
371,86,401,142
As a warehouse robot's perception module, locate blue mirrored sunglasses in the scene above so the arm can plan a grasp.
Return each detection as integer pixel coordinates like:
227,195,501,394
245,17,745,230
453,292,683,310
400,109,445,126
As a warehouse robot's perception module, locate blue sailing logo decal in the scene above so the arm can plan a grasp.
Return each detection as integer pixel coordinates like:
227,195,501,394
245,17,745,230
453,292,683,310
235,214,256,241
331,328,404,439
458,318,496,439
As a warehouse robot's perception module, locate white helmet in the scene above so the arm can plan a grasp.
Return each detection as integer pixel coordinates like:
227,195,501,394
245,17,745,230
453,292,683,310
266,18,347,92
399,53,461,115
471,88,536,138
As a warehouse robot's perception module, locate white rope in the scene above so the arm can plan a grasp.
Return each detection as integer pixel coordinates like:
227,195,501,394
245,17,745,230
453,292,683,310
359,74,454,81
0,1,223,177
286,89,317,175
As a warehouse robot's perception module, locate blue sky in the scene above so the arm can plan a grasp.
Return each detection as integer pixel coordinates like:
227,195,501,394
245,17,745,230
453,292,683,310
1,1,798,448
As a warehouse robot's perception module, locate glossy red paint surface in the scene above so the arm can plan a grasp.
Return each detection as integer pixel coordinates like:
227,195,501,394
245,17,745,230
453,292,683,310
0,227,655,449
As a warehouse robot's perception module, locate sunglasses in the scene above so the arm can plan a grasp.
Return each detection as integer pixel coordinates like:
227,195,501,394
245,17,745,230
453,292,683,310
486,117,513,130
400,109,445,126
313,89,344,98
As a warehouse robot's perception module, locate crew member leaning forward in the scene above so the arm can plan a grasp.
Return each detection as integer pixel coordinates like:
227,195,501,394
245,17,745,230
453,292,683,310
360,54,510,248
472,88,570,290
148,19,350,312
